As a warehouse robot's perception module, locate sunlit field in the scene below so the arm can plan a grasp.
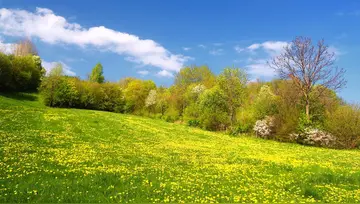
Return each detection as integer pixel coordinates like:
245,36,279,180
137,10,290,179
1,93,360,203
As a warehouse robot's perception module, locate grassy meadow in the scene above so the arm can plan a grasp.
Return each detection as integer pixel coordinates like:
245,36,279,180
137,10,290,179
1,93,360,203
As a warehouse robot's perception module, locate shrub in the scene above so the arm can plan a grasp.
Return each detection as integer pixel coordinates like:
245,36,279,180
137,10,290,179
40,76,124,112
324,105,360,149
290,128,336,147
187,119,200,127
228,123,252,136
253,116,275,139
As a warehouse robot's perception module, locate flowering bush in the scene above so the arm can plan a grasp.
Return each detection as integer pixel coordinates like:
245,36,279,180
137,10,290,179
290,128,336,147
253,116,275,139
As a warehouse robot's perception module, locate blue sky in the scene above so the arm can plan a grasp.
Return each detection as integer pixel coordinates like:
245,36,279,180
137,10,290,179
0,0,360,103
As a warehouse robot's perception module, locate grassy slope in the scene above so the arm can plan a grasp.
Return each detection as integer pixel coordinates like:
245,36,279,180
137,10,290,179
0,93,360,203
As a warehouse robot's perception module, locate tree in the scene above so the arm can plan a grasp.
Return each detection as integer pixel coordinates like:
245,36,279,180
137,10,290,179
49,63,64,77
217,67,248,125
199,86,230,130
14,39,38,56
89,63,105,83
0,53,12,90
174,65,216,88
123,79,156,113
270,36,346,120
145,89,157,113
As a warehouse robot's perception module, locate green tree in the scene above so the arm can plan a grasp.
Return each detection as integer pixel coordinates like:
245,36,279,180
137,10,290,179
217,67,248,125
0,53,12,91
174,65,216,88
199,86,230,130
89,63,105,83
123,79,156,113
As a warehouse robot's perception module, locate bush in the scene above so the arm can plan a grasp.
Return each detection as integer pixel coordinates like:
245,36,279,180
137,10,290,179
40,76,125,112
253,116,275,139
228,123,252,136
0,54,43,92
290,128,336,147
187,119,200,127
324,105,360,149
40,76,80,107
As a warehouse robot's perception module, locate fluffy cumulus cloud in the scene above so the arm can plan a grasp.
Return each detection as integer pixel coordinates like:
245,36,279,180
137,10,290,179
157,70,173,78
0,7,190,76
42,60,76,76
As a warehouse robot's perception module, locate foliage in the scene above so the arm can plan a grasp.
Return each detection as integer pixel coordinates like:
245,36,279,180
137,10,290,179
2,94,360,203
217,67,247,125
174,65,216,88
89,63,105,83
324,105,360,149
0,52,12,90
123,79,156,113
9,55,42,91
40,76,124,112
253,85,278,119
198,86,230,130
270,36,346,120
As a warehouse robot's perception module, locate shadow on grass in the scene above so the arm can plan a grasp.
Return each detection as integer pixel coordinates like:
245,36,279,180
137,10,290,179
0,92,38,101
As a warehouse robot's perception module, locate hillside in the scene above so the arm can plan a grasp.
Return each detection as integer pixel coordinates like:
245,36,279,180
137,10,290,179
1,93,360,203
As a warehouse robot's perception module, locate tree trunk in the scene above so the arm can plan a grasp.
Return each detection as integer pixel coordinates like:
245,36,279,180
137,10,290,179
305,99,310,121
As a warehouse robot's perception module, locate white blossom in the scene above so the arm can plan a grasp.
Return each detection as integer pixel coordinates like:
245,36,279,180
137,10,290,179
145,90,157,108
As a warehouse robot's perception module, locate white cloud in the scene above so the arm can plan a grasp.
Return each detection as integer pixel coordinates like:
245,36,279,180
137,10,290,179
42,60,76,76
209,48,224,56
137,70,149,76
247,41,289,55
182,47,191,51
0,39,14,54
156,70,173,78
247,43,261,50
198,44,206,49
246,62,275,78
234,45,244,53
0,7,190,74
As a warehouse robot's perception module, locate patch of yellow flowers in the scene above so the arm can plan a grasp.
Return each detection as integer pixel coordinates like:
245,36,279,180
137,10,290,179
1,97,360,202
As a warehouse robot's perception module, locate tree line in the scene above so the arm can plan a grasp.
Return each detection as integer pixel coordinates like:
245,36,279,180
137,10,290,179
1,37,359,149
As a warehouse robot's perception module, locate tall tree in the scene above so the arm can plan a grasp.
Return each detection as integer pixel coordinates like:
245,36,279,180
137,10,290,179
174,65,216,88
89,63,105,83
217,68,248,125
14,39,38,56
269,36,346,120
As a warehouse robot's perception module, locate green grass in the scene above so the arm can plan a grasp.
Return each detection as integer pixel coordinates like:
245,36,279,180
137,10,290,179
1,93,360,203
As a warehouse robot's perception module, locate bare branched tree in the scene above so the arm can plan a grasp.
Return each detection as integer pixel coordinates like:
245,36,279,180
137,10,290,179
269,36,346,120
14,39,38,56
